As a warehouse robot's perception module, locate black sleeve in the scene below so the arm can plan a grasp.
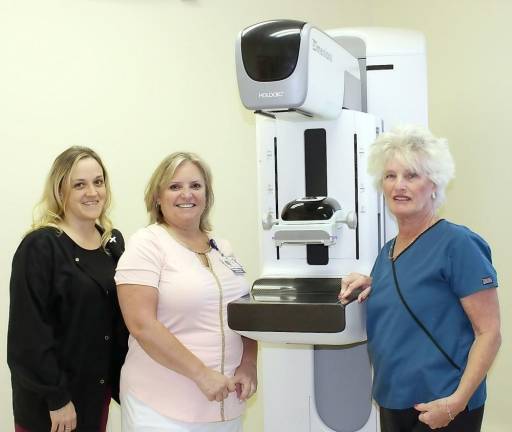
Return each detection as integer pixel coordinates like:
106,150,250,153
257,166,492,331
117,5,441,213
109,228,128,404
107,228,124,262
114,228,125,257
7,230,71,410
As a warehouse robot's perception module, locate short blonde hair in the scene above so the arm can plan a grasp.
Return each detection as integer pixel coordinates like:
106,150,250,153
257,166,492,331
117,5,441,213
368,125,455,208
32,146,113,246
145,152,214,232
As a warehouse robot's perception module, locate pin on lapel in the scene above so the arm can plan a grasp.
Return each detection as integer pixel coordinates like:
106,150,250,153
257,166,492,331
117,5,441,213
109,236,116,244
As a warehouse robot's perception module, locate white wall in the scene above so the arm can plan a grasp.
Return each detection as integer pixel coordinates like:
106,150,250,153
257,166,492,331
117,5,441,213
1,1,510,431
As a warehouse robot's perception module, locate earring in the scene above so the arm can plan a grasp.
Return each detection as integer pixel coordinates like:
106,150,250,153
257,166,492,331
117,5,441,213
155,202,161,209
431,191,437,200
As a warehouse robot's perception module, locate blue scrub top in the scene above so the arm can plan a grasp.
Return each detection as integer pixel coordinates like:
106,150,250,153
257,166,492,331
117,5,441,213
367,219,498,410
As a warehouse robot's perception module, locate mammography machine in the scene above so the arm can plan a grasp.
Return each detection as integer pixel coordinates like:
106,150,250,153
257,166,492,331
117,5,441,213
228,20,428,431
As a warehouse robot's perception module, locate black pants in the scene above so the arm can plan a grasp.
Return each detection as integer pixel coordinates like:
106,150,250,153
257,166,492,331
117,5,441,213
380,405,484,432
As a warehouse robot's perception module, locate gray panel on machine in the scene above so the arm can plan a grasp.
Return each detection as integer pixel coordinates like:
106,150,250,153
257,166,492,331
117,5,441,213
314,344,373,431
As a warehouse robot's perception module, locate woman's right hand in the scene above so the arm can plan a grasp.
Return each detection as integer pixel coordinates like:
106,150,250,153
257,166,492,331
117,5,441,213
49,401,77,432
194,366,235,402
338,272,372,304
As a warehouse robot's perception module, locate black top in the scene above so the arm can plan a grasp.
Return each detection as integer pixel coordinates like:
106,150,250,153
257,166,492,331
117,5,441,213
7,227,127,432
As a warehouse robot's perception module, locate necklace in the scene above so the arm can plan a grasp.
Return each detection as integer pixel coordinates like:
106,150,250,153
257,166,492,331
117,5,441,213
162,224,211,254
390,214,439,260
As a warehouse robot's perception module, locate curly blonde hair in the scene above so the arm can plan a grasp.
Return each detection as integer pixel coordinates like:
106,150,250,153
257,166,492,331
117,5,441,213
368,125,455,209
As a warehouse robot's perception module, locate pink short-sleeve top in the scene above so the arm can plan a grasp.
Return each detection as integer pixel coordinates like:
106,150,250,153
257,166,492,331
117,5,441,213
114,224,250,422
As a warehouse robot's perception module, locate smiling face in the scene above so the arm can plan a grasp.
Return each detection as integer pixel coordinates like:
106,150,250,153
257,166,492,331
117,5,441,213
382,158,436,223
61,157,106,225
158,161,206,230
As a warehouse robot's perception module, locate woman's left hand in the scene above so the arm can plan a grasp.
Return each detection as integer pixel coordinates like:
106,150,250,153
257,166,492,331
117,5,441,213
414,396,463,429
339,273,372,304
232,361,258,401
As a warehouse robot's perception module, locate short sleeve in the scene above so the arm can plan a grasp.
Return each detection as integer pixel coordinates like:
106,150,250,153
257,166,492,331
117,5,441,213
448,229,498,298
115,227,164,288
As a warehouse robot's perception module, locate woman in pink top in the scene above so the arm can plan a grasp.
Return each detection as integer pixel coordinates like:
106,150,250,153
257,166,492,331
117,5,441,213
115,152,257,431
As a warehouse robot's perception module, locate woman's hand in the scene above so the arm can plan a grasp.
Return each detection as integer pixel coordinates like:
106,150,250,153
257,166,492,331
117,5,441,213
338,273,372,304
232,360,258,401
194,366,235,402
414,395,465,429
49,401,77,432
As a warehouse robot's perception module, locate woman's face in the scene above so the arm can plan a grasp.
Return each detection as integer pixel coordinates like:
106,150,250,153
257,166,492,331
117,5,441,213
382,158,436,222
159,161,206,230
62,157,106,225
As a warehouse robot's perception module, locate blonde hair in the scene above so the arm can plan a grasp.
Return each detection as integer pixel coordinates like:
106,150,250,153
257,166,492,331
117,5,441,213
145,152,214,232
368,125,455,209
31,146,113,247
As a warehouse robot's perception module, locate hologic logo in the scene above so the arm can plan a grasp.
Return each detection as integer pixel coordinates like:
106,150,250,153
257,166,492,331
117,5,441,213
312,38,332,62
258,91,284,98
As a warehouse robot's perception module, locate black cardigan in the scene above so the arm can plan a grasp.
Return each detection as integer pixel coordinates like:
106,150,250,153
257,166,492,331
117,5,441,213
7,227,128,432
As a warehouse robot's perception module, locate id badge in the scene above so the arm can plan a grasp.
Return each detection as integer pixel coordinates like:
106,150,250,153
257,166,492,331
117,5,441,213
220,255,246,274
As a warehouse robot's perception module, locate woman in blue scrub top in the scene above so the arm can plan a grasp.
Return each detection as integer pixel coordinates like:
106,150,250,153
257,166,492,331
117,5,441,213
339,125,501,432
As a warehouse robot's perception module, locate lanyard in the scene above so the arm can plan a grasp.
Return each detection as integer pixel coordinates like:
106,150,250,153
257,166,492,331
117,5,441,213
389,241,460,371
209,239,246,275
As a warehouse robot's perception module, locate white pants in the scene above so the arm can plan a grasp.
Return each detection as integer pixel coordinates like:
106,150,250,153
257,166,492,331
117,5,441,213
121,392,243,432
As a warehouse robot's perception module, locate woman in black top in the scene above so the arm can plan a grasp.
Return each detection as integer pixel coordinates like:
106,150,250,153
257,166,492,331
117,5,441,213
8,146,128,432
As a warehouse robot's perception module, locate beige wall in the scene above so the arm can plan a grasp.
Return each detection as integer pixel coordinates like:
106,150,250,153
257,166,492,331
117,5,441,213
0,1,509,430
